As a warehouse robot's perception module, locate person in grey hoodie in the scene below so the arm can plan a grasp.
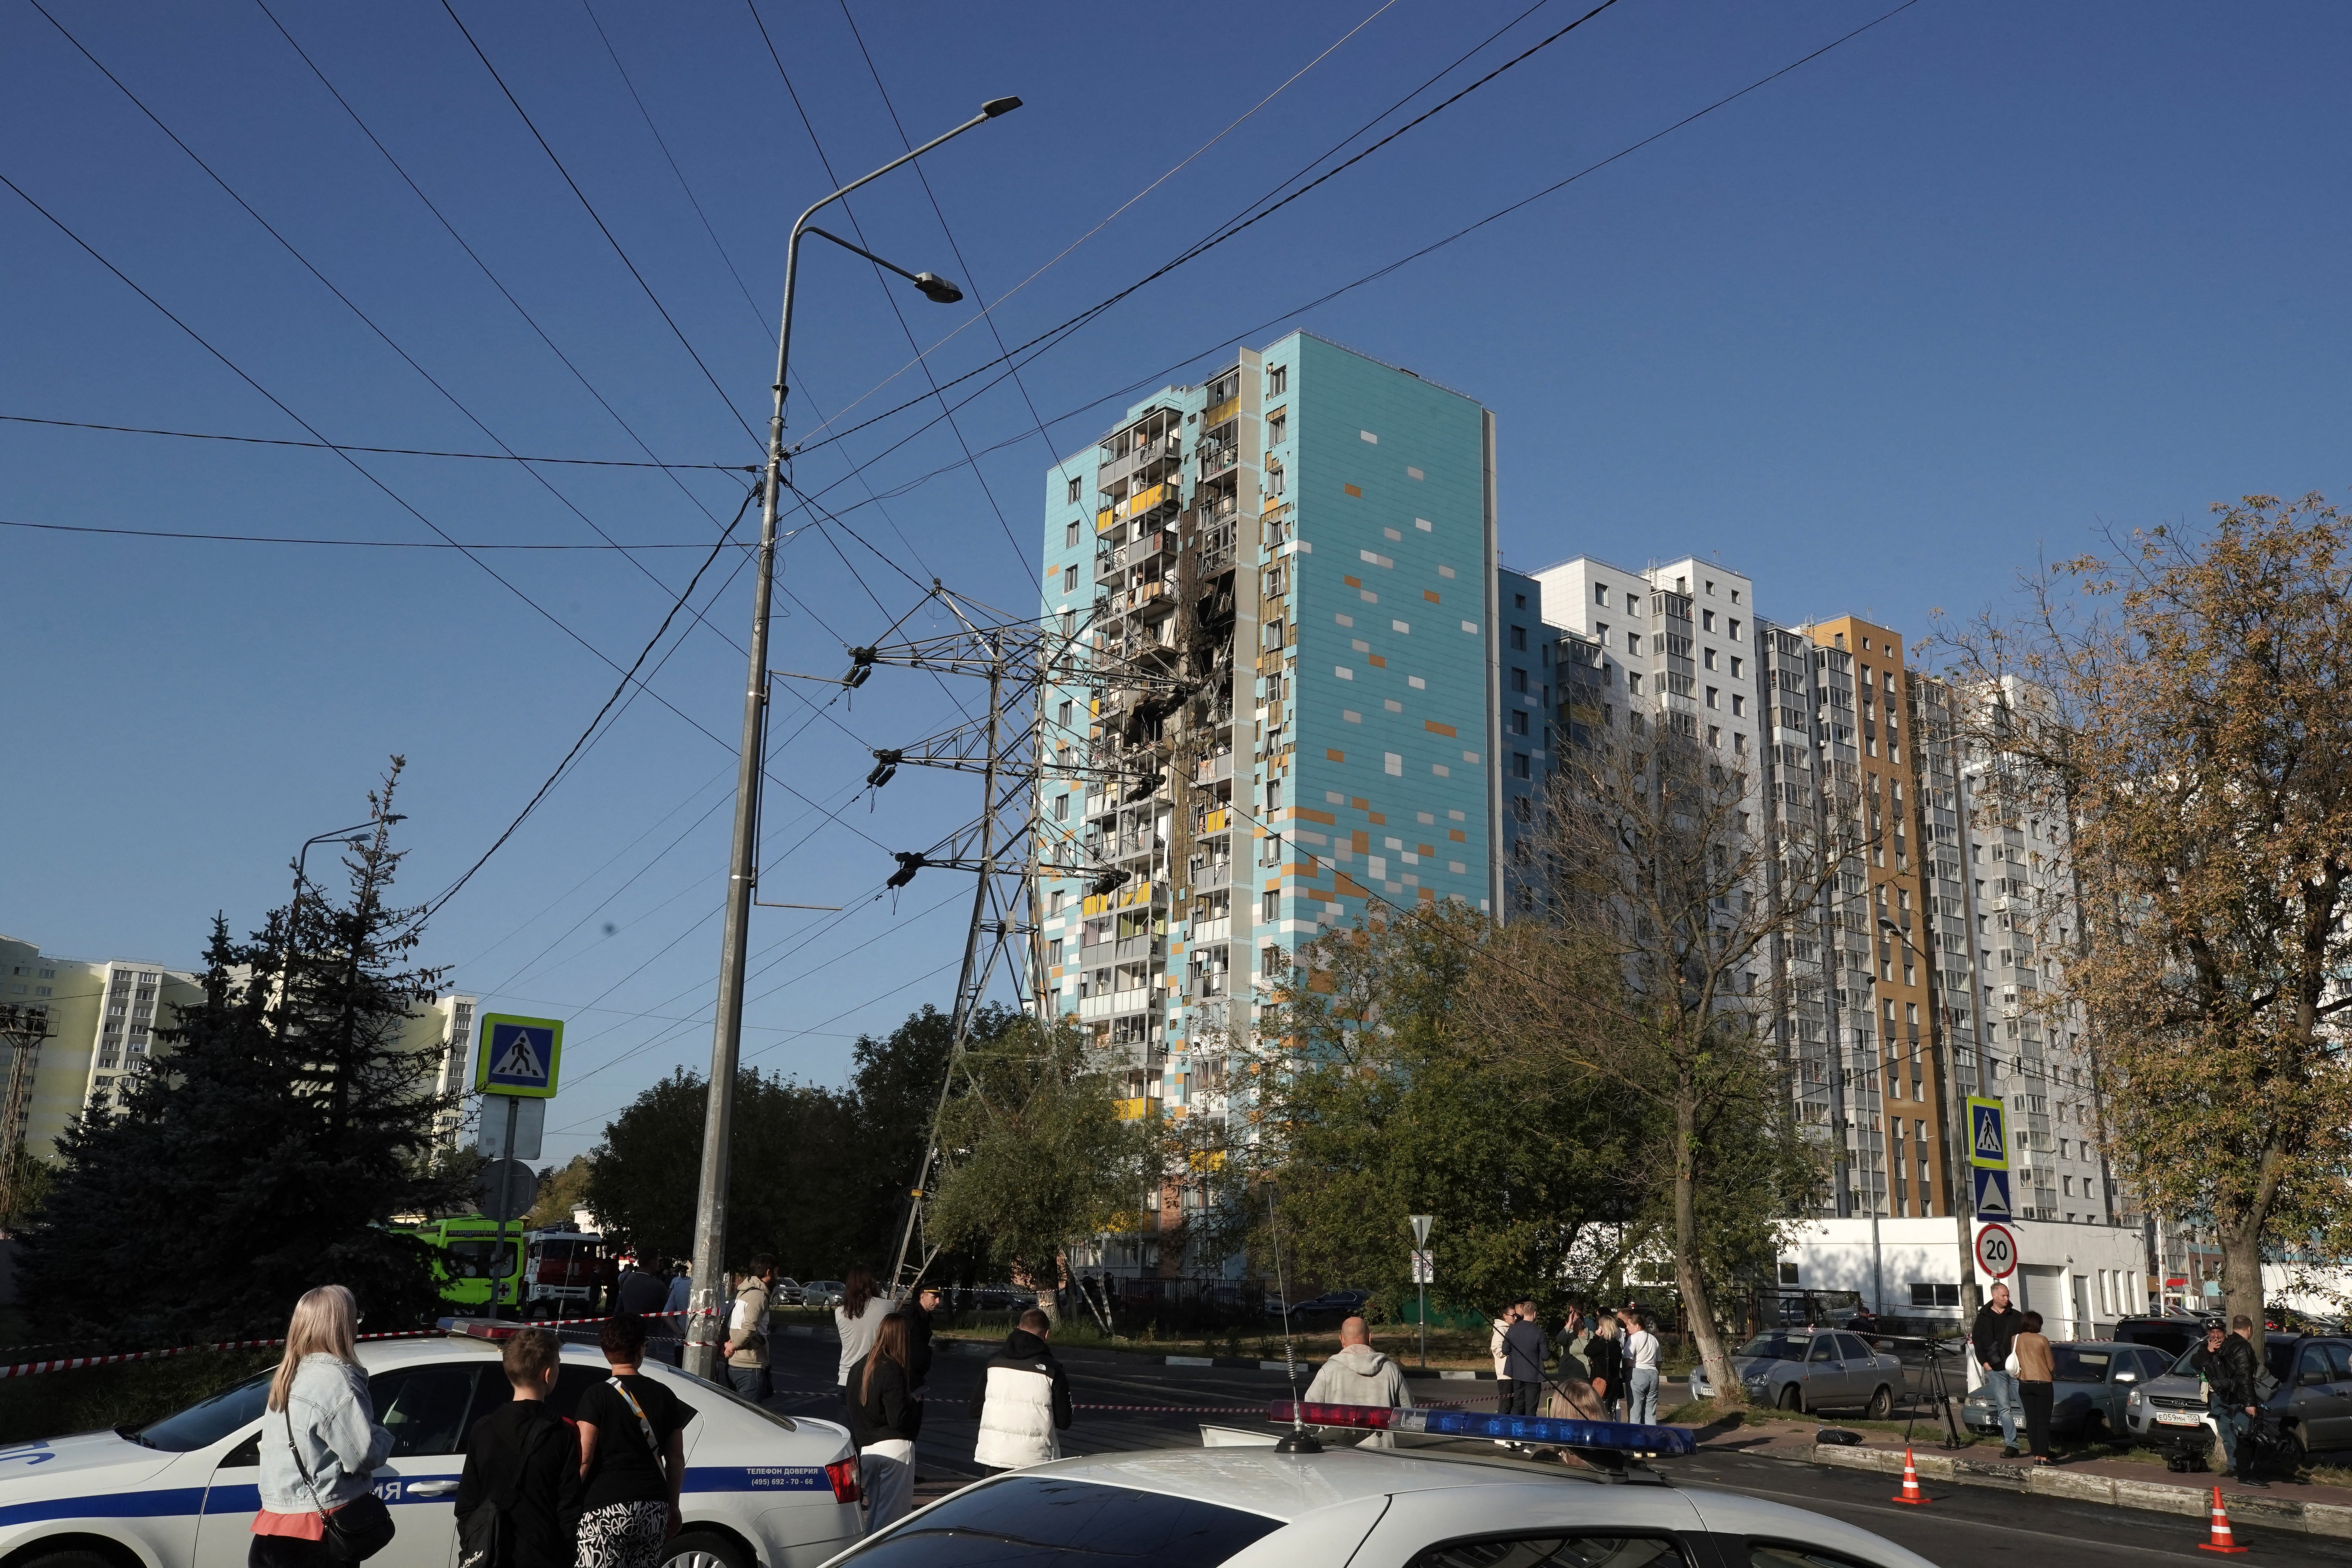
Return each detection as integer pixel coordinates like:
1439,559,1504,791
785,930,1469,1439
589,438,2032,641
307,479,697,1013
1303,1317,1414,1446
250,1284,393,1568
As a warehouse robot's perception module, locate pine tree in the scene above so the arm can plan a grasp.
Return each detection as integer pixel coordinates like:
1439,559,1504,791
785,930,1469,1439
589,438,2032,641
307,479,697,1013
23,762,469,1342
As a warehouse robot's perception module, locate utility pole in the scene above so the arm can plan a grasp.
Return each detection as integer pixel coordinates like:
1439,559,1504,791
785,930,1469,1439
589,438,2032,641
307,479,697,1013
684,98,1022,1380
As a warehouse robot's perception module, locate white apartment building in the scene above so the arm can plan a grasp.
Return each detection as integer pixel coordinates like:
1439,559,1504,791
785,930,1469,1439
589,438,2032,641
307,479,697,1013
1530,555,1768,766
0,933,478,1163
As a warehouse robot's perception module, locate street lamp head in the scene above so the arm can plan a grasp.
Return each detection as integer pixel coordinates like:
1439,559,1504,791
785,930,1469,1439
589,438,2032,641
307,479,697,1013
1878,918,1898,933
912,272,964,305
981,96,1022,118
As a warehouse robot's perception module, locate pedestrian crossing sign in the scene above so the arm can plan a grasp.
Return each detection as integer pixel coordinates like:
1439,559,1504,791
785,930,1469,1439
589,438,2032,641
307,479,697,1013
476,1013,563,1098
1967,1094,2009,1170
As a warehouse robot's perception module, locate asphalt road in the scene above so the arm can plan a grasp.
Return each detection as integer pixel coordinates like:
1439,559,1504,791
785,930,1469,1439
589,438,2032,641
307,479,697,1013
760,1334,2351,1563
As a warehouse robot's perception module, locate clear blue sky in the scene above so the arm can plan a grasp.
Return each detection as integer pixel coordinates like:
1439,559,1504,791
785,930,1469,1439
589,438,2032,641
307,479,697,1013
5,0,2345,1159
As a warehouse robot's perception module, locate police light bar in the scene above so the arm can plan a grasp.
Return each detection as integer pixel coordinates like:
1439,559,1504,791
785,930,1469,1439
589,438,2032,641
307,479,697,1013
439,1317,521,1341
1273,1403,1696,1458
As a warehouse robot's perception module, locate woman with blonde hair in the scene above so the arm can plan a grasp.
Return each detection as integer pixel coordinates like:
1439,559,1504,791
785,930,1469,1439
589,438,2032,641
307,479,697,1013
251,1285,395,1567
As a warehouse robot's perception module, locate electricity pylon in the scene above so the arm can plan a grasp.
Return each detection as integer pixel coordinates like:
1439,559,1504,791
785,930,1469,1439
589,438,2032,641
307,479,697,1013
785,584,1182,1297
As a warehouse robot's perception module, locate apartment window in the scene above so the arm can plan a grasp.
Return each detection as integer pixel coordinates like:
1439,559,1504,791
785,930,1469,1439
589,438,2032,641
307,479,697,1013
1062,565,1077,592
1595,582,1610,606
1511,668,1528,693
1067,476,1082,504
1266,365,1287,395
1049,889,1066,914
1514,593,1527,610
1065,521,1080,548
1510,711,1529,735
1702,610,1717,631
1730,655,1744,678
1627,632,1642,656
1510,626,1527,650
1514,753,1531,779
1595,622,1610,646
1054,794,1070,821
1047,938,1064,965
1703,647,1718,670
1626,591,1641,612
1731,694,1745,717
1728,617,1742,639
1707,725,1722,747
1267,412,1287,443
1058,699,1074,728
1262,891,1281,922
1705,686,1719,708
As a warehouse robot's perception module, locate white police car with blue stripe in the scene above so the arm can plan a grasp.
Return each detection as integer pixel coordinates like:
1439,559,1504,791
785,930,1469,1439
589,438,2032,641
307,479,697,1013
0,1325,862,1568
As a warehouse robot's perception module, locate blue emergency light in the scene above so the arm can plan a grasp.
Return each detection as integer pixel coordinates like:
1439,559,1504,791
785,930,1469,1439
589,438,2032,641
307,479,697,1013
1273,1402,1696,1458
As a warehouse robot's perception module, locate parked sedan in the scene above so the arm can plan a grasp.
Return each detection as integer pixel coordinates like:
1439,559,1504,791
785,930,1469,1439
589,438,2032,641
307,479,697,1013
1963,1340,2169,1441
2126,1333,2352,1460
1688,1329,1903,1416
801,1278,847,1308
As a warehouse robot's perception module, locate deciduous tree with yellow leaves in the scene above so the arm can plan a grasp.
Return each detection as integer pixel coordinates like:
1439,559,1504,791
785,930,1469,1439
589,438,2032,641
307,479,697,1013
1942,494,2352,1340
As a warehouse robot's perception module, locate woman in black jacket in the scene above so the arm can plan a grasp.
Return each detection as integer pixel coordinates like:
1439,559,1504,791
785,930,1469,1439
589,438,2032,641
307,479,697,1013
1584,1316,1626,1420
849,1314,918,1532
456,1329,581,1568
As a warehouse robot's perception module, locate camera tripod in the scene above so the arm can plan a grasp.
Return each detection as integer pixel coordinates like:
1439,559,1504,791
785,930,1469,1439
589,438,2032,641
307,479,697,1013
1904,1335,1967,1449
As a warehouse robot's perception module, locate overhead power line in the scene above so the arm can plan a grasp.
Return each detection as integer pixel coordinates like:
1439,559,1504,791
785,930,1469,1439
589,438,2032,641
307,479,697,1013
435,0,763,451
419,484,760,921
1,517,749,549
783,0,1925,515
0,413,743,468
787,0,1626,459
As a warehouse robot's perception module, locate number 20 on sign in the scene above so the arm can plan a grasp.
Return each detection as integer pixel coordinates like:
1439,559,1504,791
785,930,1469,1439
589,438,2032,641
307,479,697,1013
1975,1221,2018,1280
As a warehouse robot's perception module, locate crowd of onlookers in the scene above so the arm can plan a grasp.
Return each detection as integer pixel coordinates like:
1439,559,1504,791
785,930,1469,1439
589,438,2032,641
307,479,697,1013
250,1285,691,1568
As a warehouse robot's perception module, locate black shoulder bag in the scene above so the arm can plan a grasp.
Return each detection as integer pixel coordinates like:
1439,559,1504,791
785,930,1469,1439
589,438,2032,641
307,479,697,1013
456,1416,557,1568
283,1408,397,1563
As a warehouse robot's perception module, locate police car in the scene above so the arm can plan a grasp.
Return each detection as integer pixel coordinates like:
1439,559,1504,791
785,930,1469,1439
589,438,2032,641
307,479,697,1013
0,1323,862,1568
821,1405,1939,1568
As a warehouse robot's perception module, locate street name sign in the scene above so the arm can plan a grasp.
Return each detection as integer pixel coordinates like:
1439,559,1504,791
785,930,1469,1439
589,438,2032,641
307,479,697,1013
477,1014,563,1098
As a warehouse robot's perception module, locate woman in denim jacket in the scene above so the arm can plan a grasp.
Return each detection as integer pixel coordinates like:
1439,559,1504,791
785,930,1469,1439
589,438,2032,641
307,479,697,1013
251,1285,393,1568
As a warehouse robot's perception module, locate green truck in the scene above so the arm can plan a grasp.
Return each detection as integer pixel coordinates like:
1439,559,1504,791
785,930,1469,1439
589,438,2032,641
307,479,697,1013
401,1218,611,1318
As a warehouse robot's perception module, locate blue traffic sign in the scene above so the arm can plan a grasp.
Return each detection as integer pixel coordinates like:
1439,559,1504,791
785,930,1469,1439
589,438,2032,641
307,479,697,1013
476,1013,563,1098
1968,1095,2009,1170
1973,1165,2013,1219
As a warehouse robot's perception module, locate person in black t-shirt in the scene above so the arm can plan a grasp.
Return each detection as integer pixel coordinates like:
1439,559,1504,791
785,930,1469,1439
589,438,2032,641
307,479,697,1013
456,1328,581,1568
573,1315,695,1568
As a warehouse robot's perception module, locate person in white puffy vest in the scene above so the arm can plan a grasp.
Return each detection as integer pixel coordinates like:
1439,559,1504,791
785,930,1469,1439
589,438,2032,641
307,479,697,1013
967,1308,1073,1472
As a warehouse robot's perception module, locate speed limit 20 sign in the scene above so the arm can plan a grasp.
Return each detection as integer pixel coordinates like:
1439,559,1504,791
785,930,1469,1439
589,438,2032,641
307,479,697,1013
1975,1221,2019,1280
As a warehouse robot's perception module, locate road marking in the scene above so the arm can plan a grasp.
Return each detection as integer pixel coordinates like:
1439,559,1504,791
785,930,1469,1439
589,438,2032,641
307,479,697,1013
1675,1464,2259,1560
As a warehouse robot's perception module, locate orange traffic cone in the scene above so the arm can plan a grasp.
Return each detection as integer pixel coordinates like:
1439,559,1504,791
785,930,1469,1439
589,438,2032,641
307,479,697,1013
2199,1486,2248,1553
1890,1447,1930,1505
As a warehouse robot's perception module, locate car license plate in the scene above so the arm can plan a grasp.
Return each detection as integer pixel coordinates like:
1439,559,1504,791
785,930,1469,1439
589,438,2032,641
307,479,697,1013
2155,1411,2205,1427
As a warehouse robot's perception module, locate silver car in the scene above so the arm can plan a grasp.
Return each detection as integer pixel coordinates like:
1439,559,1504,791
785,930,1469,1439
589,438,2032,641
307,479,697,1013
822,1438,1940,1568
2125,1333,2352,1460
1963,1340,2169,1441
1687,1328,1904,1416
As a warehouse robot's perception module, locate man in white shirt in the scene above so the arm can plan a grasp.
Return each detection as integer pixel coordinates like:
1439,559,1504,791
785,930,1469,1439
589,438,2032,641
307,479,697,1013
1622,1310,1662,1425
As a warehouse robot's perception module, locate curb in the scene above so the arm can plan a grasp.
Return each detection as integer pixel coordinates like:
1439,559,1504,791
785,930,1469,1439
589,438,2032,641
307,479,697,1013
791,1323,1509,1378
1797,1442,2352,1538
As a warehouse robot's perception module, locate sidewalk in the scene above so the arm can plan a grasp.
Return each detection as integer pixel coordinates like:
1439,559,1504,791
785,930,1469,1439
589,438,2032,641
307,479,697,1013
1679,1413,2352,1538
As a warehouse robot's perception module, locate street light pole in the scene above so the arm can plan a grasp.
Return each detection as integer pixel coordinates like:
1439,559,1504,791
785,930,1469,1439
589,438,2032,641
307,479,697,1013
683,97,1022,1382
